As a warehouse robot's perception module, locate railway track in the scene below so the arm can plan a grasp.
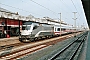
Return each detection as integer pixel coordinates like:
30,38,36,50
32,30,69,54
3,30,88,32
44,31,88,60
0,32,79,60
0,45,48,60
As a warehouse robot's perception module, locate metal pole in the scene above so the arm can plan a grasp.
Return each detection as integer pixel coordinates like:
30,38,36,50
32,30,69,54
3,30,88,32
73,12,77,31
73,12,77,37
18,15,21,36
59,13,61,36
16,12,20,36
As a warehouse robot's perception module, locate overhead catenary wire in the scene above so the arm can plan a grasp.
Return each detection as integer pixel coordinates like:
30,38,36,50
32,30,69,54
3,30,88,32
48,0,73,21
0,0,86,27
70,0,87,28
60,0,75,17
0,1,62,23
0,2,43,17
59,0,75,21
70,0,81,21
48,0,75,26
0,0,80,20
60,0,82,24
49,0,69,13
75,0,85,20
60,0,73,13
30,0,57,14
60,0,82,22
21,0,55,18
29,0,58,18
61,0,84,26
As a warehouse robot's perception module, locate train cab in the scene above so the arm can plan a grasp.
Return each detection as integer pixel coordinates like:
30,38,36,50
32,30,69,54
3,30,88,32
19,21,54,42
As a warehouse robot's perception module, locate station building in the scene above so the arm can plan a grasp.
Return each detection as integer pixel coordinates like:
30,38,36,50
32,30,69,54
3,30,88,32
0,7,22,38
0,7,75,38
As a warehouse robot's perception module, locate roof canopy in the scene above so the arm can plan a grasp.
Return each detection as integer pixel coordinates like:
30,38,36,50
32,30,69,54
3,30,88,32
81,0,90,28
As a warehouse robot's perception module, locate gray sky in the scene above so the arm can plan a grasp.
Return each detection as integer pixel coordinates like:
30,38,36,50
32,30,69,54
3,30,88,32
0,0,88,28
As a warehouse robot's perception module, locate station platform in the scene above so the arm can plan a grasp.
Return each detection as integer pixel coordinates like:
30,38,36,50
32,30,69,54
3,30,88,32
0,37,19,46
86,31,90,60
0,37,18,41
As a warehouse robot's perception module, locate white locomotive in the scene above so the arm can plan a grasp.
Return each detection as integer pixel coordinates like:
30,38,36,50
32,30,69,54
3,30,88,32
19,21,73,42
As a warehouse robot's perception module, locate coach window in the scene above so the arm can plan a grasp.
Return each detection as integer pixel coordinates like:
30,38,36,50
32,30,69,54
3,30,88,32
62,28,66,31
33,25,38,30
57,28,60,31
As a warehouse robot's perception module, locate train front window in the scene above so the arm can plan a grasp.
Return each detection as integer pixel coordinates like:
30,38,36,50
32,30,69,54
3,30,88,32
22,26,31,30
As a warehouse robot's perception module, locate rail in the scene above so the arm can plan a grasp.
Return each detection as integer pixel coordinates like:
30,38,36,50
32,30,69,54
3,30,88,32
39,31,88,60
49,31,88,60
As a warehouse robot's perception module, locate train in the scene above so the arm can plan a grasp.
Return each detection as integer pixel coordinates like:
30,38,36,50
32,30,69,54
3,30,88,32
19,21,77,42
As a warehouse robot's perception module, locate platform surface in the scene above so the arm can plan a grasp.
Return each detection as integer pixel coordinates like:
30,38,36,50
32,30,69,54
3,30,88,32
86,31,90,60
